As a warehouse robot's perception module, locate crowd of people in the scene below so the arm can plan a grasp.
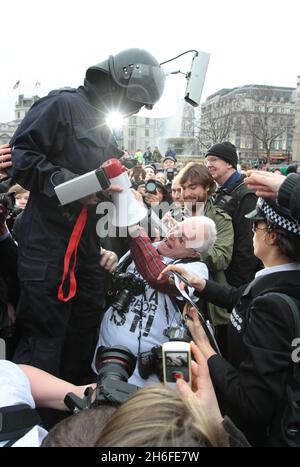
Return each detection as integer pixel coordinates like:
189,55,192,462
1,46,300,448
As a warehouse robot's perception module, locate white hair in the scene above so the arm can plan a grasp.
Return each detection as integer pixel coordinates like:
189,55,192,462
181,216,217,253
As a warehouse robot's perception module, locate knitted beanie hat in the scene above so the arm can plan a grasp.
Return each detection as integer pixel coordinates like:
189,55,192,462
206,142,238,169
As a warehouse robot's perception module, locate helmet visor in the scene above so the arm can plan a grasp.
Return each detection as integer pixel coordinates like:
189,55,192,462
126,64,165,106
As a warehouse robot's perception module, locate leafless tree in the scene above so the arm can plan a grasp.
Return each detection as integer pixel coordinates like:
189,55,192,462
239,89,294,164
194,110,235,153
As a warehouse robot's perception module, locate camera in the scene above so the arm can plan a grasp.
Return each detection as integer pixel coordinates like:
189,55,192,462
138,324,191,380
164,324,192,342
138,345,163,380
0,192,23,219
166,168,176,183
145,179,158,195
109,271,146,314
93,345,139,405
64,345,139,412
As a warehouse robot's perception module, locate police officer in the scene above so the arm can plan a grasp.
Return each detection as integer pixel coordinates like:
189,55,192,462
8,48,165,384
161,197,300,446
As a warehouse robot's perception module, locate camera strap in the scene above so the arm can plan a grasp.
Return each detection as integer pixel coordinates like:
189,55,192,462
114,252,133,274
0,404,42,445
57,205,88,302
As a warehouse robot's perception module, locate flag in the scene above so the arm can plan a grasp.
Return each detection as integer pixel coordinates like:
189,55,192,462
13,80,20,90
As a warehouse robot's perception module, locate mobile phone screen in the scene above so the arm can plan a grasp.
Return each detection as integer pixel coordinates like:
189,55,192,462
163,350,190,383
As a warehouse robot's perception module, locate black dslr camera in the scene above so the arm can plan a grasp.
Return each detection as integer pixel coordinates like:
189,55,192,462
109,272,146,313
93,345,139,405
138,345,163,380
64,345,139,412
166,168,176,183
145,179,158,195
0,192,23,219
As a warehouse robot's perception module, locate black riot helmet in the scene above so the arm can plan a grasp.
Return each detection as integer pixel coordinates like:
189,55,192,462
86,48,165,109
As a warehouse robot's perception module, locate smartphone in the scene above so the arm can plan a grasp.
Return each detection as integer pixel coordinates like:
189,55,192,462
162,341,191,388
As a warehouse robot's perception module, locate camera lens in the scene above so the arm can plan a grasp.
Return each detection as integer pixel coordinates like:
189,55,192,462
110,272,146,314
145,180,157,194
112,291,132,314
95,345,136,382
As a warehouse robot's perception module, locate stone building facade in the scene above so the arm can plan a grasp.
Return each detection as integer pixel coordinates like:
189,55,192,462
199,84,296,163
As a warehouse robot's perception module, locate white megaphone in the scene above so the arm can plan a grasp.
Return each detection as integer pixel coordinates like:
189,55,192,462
101,158,147,227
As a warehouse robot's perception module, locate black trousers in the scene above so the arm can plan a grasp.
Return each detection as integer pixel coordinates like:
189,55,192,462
13,262,106,385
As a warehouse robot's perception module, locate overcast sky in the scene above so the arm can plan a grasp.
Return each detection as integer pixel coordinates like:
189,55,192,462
0,0,299,122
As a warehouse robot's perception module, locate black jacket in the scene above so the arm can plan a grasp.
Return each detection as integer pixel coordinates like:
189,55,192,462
199,270,300,446
213,176,261,287
8,84,121,276
0,235,19,330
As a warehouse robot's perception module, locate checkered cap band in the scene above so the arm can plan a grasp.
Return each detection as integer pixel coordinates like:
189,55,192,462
257,198,300,236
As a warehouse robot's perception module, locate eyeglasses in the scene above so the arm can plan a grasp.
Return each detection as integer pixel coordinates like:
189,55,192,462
205,157,219,165
252,221,268,233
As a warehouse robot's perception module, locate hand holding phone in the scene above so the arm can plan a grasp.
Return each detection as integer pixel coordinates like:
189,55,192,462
162,341,191,388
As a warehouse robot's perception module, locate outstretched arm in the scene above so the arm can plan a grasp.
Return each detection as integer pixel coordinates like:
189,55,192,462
129,226,177,294
244,170,284,198
158,263,207,293
19,365,95,411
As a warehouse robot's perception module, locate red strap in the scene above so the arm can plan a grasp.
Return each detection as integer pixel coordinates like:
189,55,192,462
57,205,88,302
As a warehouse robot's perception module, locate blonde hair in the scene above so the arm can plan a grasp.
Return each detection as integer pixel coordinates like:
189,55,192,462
95,384,229,447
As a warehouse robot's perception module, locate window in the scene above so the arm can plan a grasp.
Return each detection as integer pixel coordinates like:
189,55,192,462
129,128,136,137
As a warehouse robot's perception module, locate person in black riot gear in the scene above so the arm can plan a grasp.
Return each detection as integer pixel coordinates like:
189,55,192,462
8,48,165,385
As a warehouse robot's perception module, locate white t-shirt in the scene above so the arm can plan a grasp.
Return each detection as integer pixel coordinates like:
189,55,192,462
0,361,48,447
93,252,208,387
